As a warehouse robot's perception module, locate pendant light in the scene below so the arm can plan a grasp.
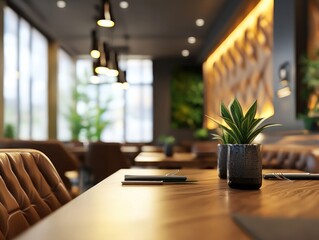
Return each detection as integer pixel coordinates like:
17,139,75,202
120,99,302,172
113,70,129,89
97,0,115,28
113,55,129,89
106,51,119,77
121,70,129,89
90,29,100,59
95,42,109,74
90,61,100,84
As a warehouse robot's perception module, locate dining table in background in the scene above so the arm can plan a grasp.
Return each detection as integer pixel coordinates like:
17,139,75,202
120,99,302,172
15,168,319,240
134,151,215,168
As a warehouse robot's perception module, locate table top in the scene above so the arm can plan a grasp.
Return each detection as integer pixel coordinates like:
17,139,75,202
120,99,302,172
16,169,319,240
134,152,214,168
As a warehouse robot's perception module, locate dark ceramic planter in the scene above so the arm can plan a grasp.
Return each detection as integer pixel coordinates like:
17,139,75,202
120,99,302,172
217,144,228,179
227,144,262,190
164,144,173,157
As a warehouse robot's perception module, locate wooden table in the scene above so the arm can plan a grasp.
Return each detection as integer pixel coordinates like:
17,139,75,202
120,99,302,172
15,169,319,240
134,152,215,168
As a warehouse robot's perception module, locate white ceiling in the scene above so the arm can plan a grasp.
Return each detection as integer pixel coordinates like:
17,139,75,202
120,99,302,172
7,0,249,60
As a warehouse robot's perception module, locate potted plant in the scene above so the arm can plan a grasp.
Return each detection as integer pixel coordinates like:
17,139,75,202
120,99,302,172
212,130,235,179
207,98,280,189
4,123,15,139
157,135,176,156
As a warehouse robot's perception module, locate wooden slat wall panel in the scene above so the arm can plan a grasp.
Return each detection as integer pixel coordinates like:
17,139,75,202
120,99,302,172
203,0,274,129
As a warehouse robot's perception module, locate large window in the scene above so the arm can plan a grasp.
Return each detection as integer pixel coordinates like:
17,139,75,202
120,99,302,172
4,7,48,139
57,49,76,140
75,58,153,143
124,60,153,142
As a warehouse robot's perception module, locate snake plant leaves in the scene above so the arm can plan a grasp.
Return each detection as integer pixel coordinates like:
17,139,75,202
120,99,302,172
207,97,281,144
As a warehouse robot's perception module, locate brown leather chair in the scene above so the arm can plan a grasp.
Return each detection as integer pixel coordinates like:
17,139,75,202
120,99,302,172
0,149,71,239
86,142,130,184
262,145,319,172
5,140,79,191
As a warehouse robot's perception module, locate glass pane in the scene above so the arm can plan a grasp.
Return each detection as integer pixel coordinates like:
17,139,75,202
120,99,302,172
141,60,153,84
76,58,153,143
125,85,153,142
31,28,48,139
57,49,76,141
19,18,31,139
101,84,124,142
3,7,19,134
126,60,142,84
125,59,153,85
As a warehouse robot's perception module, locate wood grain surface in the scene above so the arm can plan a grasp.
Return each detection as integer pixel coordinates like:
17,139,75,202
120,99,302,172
15,169,319,240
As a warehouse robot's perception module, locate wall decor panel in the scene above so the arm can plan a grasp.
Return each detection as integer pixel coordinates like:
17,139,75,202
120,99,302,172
203,0,274,129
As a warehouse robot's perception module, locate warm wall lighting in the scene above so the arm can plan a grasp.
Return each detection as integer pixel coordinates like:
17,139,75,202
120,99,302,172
205,0,273,65
277,87,291,98
277,62,291,98
203,0,274,129
97,0,115,28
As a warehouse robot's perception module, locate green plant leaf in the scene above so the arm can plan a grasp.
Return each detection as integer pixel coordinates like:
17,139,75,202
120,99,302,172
230,98,244,127
221,102,233,122
247,123,282,143
211,133,223,142
244,100,257,123
206,114,240,141
247,118,265,136
208,98,281,144
218,124,241,143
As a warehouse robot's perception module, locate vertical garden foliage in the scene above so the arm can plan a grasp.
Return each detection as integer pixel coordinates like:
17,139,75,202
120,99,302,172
171,67,203,129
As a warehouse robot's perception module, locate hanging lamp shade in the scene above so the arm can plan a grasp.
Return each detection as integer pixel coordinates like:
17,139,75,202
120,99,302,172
90,61,100,84
121,70,129,89
97,0,115,28
106,51,119,77
90,30,100,59
114,70,129,89
95,42,109,74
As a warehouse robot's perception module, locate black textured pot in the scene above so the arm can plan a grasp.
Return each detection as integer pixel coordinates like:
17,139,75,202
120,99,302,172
227,144,262,190
217,144,228,179
164,144,173,157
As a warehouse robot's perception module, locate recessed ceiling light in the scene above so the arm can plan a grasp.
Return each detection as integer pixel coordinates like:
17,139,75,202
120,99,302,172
195,18,205,27
120,1,129,9
188,37,196,44
181,49,190,57
56,0,66,8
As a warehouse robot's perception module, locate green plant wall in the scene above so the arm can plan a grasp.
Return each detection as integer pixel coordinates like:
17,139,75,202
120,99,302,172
171,67,203,129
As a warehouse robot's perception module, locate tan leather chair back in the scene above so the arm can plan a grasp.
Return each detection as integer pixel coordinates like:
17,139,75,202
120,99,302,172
0,149,71,239
5,140,79,190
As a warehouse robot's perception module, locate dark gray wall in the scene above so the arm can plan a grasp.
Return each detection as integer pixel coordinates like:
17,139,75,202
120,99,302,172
153,58,201,144
152,0,307,142
271,0,304,130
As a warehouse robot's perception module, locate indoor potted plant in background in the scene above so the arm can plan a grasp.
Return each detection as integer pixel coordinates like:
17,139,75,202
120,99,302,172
207,98,280,189
4,123,15,139
158,135,176,156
